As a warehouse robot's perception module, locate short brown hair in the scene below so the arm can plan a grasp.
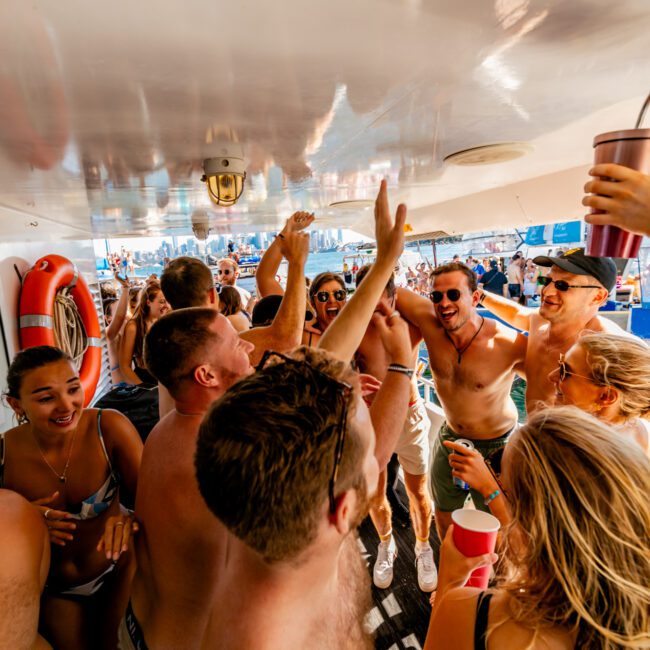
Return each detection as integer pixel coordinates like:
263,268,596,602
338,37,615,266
161,257,214,310
195,347,364,564
144,307,220,394
355,263,395,298
218,257,238,272
430,262,478,292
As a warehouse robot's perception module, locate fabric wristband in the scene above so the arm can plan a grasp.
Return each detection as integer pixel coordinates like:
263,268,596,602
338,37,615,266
387,364,414,379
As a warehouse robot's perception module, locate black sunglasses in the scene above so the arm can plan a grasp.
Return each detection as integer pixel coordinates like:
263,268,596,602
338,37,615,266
316,289,347,303
217,269,233,276
429,289,461,303
557,353,595,383
255,350,352,514
539,277,602,292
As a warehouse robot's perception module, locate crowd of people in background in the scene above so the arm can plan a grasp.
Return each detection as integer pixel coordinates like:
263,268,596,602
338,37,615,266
1,170,650,649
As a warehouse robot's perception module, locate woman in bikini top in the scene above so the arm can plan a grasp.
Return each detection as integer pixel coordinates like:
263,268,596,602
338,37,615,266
424,407,650,649
1,345,143,649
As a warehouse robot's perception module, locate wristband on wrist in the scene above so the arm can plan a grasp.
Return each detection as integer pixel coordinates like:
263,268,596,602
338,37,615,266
387,364,414,379
483,489,501,506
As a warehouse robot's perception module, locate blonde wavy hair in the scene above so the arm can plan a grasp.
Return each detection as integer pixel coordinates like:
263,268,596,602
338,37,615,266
578,333,650,420
499,406,650,649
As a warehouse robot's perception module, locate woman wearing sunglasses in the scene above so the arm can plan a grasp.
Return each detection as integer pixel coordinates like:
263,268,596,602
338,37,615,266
551,332,650,455
426,407,650,650
256,211,348,346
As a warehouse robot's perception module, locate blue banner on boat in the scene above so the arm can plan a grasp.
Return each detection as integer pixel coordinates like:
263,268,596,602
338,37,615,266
552,221,582,244
525,225,546,245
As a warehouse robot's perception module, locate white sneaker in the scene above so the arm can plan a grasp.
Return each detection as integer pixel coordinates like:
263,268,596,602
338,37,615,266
373,538,397,589
415,544,438,592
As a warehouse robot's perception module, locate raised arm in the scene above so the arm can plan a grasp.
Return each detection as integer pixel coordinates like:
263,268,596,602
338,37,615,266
583,164,650,237
105,273,130,342
368,306,413,470
256,211,314,297
241,229,309,366
395,286,434,333
318,180,406,362
479,289,533,332
118,321,143,385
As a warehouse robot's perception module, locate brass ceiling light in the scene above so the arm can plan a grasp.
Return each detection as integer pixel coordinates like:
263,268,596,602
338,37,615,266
201,144,246,207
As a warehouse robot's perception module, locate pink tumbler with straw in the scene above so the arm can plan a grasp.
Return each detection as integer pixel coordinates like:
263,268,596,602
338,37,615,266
451,509,500,589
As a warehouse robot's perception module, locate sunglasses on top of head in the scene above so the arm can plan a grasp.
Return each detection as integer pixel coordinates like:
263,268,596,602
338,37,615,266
316,289,347,303
539,277,602,292
429,289,461,304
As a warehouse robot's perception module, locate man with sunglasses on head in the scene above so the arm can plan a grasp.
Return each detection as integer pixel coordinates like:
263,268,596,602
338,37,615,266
194,180,414,649
479,247,633,413
396,262,527,542
217,257,251,305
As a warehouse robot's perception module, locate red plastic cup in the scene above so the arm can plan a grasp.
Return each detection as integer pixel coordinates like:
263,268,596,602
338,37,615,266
586,128,650,258
451,509,500,589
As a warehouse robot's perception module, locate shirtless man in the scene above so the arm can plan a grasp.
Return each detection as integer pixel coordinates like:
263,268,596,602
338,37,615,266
396,262,527,540
157,239,309,418
123,233,308,649
194,182,413,649
103,272,130,385
0,489,51,650
124,181,408,649
479,247,626,413
354,264,437,593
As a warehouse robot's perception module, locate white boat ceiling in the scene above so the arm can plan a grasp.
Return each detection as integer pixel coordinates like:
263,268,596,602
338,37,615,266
0,0,649,242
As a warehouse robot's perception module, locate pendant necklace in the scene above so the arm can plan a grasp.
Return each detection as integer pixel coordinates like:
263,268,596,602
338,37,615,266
32,428,77,484
444,316,485,364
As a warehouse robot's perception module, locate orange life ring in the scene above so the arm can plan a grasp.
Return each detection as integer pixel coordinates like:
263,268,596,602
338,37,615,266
19,255,101,406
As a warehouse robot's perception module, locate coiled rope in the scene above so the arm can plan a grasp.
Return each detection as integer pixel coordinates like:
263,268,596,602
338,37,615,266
53,288,88,369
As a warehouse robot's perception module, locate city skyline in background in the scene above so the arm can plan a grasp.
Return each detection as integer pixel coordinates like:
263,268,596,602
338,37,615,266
93,228,373,264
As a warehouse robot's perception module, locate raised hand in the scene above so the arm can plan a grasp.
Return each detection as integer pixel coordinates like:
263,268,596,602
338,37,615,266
583,164,650,237
374,179,406,268
277,231,309,268
372,301,412,367
32,491,76,546
281,211,315,234
114,271,129,289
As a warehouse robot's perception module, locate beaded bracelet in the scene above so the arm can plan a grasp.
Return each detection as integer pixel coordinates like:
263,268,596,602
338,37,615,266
484,489,501,506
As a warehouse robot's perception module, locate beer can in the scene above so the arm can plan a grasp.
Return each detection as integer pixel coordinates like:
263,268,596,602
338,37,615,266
452,438,475,491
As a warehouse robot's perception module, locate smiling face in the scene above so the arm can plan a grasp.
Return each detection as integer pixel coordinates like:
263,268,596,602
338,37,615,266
311,279,347,330
431,270,478,332
147,290,169,319
217,260,237,286
539,266,606,324
549,343,605,415
8,360,84,435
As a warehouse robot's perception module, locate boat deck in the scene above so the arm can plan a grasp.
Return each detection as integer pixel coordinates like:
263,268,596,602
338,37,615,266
359,461,441,649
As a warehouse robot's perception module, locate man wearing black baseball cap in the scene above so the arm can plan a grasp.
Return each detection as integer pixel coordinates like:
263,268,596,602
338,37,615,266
479,247,634,412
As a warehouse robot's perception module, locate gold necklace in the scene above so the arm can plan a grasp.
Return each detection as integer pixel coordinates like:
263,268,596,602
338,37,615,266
32,427,77,484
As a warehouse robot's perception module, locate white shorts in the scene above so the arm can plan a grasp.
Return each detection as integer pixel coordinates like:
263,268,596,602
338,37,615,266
395,398,431,476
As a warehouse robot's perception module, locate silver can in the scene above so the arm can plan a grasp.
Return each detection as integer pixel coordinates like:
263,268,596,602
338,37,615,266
452,438,475,491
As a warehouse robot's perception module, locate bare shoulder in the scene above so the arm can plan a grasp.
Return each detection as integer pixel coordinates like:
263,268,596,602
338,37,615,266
593,314,635,337
95,408,142,445
0,489,44,536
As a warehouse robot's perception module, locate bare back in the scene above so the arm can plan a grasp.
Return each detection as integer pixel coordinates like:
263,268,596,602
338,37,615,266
524,312,629,412
131,410,228,650
203,534,372,649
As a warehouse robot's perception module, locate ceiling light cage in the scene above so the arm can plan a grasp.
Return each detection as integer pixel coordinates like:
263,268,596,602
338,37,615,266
202,152,246,207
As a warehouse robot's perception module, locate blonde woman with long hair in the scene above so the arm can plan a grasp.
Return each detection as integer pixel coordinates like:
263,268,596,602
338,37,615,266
550,332,650,454
426,407,650,650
